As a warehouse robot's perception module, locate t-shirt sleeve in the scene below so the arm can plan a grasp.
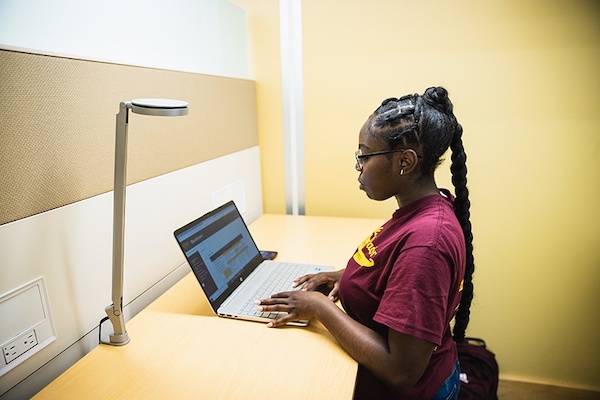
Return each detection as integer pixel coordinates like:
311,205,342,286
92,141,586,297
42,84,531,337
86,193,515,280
373,246,452,346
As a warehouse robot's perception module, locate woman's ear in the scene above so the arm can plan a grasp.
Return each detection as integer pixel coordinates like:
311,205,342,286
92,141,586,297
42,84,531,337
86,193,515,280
398,149,419,175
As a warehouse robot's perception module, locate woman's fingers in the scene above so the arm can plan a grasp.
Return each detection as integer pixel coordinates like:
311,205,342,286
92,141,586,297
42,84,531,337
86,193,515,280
256,290,322,327
293,274,316,289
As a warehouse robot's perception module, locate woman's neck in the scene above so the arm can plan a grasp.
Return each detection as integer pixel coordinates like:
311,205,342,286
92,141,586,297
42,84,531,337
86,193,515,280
394,178,439,209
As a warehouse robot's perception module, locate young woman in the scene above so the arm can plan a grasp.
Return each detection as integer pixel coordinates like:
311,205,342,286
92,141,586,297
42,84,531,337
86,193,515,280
257,86,475,400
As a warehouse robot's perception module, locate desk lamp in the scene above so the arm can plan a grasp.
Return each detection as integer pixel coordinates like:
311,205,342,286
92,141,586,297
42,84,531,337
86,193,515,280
103,98,188,346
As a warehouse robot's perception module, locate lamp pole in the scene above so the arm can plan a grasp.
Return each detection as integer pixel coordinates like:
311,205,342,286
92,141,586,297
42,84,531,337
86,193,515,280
103,99,188,346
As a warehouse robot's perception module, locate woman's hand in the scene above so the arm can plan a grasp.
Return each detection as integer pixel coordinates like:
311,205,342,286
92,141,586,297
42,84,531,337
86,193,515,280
256,290,332,328
292,270,344,301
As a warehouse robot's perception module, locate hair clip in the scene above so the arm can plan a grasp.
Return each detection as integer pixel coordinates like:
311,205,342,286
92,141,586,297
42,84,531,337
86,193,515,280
380,103,415,121
414,107,423,127
398,104,416,115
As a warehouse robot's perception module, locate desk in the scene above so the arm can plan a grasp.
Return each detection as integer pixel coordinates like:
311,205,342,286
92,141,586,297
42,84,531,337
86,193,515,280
34,214,384,399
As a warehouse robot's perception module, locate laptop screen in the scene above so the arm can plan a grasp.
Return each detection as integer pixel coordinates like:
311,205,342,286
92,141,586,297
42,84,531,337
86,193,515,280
174,201,263,307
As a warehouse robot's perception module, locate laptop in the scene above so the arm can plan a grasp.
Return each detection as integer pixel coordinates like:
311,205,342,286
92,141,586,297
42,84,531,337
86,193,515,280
173,200,334,326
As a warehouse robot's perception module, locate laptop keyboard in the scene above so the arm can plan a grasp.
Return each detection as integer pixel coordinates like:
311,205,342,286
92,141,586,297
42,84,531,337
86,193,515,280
240,262,308,319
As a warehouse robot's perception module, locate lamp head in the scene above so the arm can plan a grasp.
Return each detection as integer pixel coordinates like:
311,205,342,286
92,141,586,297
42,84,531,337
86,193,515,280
130,98,189,117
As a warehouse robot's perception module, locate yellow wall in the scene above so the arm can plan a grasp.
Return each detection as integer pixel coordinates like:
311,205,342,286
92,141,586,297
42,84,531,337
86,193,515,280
243,0,287,214
241,0,600,391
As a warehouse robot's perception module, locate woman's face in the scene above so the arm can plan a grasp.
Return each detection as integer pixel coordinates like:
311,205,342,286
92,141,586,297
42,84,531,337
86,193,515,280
356,125,401,201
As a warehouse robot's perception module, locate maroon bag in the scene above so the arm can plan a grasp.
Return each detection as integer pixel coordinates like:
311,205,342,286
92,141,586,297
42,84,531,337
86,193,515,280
457,337,499,400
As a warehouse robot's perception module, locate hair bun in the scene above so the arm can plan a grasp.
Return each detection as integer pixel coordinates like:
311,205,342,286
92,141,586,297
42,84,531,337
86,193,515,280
422,86,453,115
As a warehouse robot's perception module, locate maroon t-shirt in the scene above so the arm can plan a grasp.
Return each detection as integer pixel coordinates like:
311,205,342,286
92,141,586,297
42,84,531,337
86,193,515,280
338,193,466,399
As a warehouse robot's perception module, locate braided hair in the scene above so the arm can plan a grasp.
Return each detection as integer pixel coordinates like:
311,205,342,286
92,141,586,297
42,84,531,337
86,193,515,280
368,87,475,343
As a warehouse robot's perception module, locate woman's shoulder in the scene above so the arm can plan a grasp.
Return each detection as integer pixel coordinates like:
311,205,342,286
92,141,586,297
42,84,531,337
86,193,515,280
392,192,455,221
387,193,460,247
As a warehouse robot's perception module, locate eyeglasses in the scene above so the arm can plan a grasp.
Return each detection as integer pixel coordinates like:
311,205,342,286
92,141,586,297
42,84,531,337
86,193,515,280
354,148,422,171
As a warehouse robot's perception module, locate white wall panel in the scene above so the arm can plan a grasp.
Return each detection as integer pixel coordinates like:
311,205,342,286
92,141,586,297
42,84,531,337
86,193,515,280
0,147,262,398
0,0,250,79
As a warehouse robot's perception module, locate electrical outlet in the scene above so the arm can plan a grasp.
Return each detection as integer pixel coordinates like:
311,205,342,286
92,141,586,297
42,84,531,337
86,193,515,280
3,329,38,364
0,277,56,377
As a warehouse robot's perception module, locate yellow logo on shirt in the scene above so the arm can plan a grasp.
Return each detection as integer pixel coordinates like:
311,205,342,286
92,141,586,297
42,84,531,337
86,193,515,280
455,279,465,311
353,227,382,268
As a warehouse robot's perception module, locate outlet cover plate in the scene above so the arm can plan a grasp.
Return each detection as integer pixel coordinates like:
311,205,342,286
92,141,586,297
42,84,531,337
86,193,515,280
0,277,56,377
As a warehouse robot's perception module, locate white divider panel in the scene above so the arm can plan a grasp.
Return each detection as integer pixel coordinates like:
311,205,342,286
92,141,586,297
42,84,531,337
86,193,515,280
0,146,262,397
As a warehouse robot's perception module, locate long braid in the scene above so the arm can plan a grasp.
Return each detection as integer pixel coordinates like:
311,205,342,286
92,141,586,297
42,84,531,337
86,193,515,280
421,87,475,342
370,87,475,342
449,122,475,343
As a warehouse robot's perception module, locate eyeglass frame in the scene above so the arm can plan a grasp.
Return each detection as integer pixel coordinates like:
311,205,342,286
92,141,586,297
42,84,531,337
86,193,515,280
354,148,423,171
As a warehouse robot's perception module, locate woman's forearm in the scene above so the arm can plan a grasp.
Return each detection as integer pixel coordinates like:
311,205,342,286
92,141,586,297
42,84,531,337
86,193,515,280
315,299,433,394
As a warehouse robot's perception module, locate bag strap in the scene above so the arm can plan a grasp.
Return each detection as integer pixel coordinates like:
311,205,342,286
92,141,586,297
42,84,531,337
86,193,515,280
464,337,487,347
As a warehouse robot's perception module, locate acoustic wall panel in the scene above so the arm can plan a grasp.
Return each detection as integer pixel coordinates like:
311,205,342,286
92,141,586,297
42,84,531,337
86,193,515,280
0,49,258,225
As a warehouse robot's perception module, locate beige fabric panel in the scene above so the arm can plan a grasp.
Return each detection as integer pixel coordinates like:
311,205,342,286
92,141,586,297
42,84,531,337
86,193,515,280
0,49,258,225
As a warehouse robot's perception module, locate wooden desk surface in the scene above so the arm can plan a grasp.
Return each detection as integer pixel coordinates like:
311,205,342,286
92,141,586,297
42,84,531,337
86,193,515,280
34,214,384,400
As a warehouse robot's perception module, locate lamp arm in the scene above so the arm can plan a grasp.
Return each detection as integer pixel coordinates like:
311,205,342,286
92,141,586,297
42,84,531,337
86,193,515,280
104,101,131,345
